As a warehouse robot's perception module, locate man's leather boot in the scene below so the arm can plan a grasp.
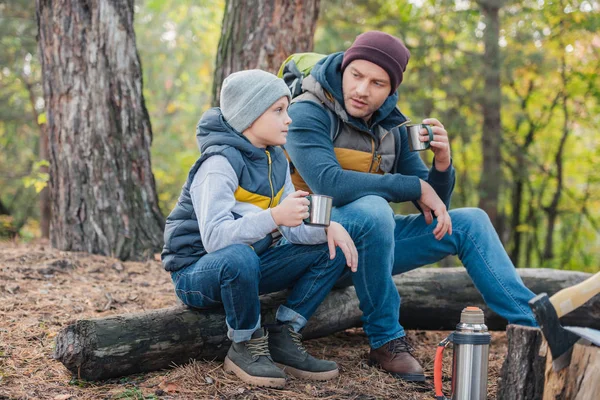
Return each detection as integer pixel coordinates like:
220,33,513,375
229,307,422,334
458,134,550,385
368,337,425,382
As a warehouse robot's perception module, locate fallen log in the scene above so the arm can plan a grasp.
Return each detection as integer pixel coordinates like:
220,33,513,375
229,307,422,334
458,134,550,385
54,267,600,380
498,325,600,399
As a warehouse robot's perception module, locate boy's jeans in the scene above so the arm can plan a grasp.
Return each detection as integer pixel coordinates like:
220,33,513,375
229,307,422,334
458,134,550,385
331,195,538,349
171,242,346,343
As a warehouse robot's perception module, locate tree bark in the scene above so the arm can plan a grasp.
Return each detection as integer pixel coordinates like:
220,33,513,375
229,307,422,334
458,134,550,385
498,325,546,400
211,0,320,106
54,267,600,380
36,0,164,260
498,325,600,400
477,0,504,231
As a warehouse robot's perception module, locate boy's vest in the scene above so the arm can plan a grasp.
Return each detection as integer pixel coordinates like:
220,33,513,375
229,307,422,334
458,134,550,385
288,75,397,193
161,144,288,272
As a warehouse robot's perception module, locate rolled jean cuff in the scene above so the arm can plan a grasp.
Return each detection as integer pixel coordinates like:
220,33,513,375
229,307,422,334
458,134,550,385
227,316,261,343
370,329,406,349
276,305,307,332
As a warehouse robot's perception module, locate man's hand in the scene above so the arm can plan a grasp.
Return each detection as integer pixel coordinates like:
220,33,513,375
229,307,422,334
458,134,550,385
418,180,452,240
271,190,310,227
422,118,451,172
326,221,358,272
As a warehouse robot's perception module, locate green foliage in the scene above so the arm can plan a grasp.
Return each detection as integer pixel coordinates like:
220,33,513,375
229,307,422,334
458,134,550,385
1,0,598,271
135,0,225,214
316,0,599,271
115,387,157,400
0,0,44,232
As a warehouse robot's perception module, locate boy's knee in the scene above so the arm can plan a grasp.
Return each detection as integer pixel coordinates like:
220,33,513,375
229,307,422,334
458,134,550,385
220,244,261,282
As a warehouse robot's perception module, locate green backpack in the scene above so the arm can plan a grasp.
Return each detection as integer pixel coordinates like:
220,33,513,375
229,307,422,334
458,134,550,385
277,53,341,142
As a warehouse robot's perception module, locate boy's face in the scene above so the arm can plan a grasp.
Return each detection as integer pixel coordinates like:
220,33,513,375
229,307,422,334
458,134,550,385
342,59,391,122
243,96,292,148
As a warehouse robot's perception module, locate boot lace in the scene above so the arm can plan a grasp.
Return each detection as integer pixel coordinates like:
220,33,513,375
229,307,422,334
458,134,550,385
246,333,271,358
388,337,415,355
288,328,307,354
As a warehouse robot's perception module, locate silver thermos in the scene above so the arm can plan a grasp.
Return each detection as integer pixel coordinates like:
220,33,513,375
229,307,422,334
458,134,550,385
434,306,491,400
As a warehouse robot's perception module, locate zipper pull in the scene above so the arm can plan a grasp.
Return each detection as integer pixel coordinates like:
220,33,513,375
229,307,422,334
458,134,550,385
266,150,272,164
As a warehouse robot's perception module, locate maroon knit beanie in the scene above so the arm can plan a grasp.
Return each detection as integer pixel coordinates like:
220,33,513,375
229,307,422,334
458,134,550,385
341,31,410,94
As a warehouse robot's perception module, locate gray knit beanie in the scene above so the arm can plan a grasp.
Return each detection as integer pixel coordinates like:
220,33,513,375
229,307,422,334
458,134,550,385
220,69,292,133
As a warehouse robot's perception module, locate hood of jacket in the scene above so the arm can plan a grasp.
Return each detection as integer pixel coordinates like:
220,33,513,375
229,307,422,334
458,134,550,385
196,107,275,161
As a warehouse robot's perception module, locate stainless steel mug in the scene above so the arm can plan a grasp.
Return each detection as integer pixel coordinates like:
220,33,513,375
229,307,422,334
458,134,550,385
434,306,491,400
303,194,332,227
407,124,434,151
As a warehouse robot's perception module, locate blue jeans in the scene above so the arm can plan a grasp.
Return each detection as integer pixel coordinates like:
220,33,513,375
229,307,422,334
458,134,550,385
332,195,538,349
171,242,346,343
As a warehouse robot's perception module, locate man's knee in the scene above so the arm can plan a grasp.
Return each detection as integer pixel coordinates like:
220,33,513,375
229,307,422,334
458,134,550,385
450,207,493,231
335,195,395,234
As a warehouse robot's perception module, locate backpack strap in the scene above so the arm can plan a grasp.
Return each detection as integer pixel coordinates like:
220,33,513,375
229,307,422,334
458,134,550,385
326,106,341,143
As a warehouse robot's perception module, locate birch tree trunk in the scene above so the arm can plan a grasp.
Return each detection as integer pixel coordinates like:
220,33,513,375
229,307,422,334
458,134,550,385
211,0,321,106
36,0,164,260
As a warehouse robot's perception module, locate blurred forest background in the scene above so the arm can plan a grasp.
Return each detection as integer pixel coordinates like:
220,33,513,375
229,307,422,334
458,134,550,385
1,0,599,271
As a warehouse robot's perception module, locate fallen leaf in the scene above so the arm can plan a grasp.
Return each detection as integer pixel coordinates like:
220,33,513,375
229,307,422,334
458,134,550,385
53,394,72,400
159,381,180,393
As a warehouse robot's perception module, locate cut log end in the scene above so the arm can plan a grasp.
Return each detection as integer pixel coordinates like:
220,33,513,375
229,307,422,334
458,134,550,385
498,324,600,399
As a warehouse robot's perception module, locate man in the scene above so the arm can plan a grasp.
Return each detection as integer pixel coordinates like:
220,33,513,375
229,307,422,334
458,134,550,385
284,31,537,382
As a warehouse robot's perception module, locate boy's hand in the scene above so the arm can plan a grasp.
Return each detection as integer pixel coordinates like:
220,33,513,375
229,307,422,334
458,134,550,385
326,222,358,272
271,190,310,227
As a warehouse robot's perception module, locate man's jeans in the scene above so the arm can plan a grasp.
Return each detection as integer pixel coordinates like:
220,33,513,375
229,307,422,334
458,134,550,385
332,195,538,349
171,242,346,343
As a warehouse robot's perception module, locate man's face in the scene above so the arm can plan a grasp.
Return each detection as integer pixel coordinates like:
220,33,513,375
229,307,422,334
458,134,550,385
342,59,391,122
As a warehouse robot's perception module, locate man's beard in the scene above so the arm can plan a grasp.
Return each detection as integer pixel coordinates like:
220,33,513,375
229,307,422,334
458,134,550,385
344,95,377,120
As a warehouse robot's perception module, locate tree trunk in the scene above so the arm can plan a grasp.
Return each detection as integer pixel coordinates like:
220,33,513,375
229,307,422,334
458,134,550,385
477,0,504,230
211,0,320,106
54,267,600,381
498,325,600,400
498,325,546,400
543,54,569,261
36,0,164,260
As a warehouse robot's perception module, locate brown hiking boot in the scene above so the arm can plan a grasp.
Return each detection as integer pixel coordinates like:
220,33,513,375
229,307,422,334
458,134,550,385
368,337,425,382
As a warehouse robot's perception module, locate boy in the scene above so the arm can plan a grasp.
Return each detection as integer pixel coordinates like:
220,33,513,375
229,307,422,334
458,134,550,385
161,70,358,388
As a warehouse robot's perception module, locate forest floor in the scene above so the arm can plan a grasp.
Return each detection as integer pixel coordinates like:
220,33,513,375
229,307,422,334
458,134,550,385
0,241,508,400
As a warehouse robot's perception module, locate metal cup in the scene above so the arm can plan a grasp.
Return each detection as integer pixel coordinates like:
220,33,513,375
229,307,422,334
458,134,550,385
303,194,332,227
407,124,434,151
